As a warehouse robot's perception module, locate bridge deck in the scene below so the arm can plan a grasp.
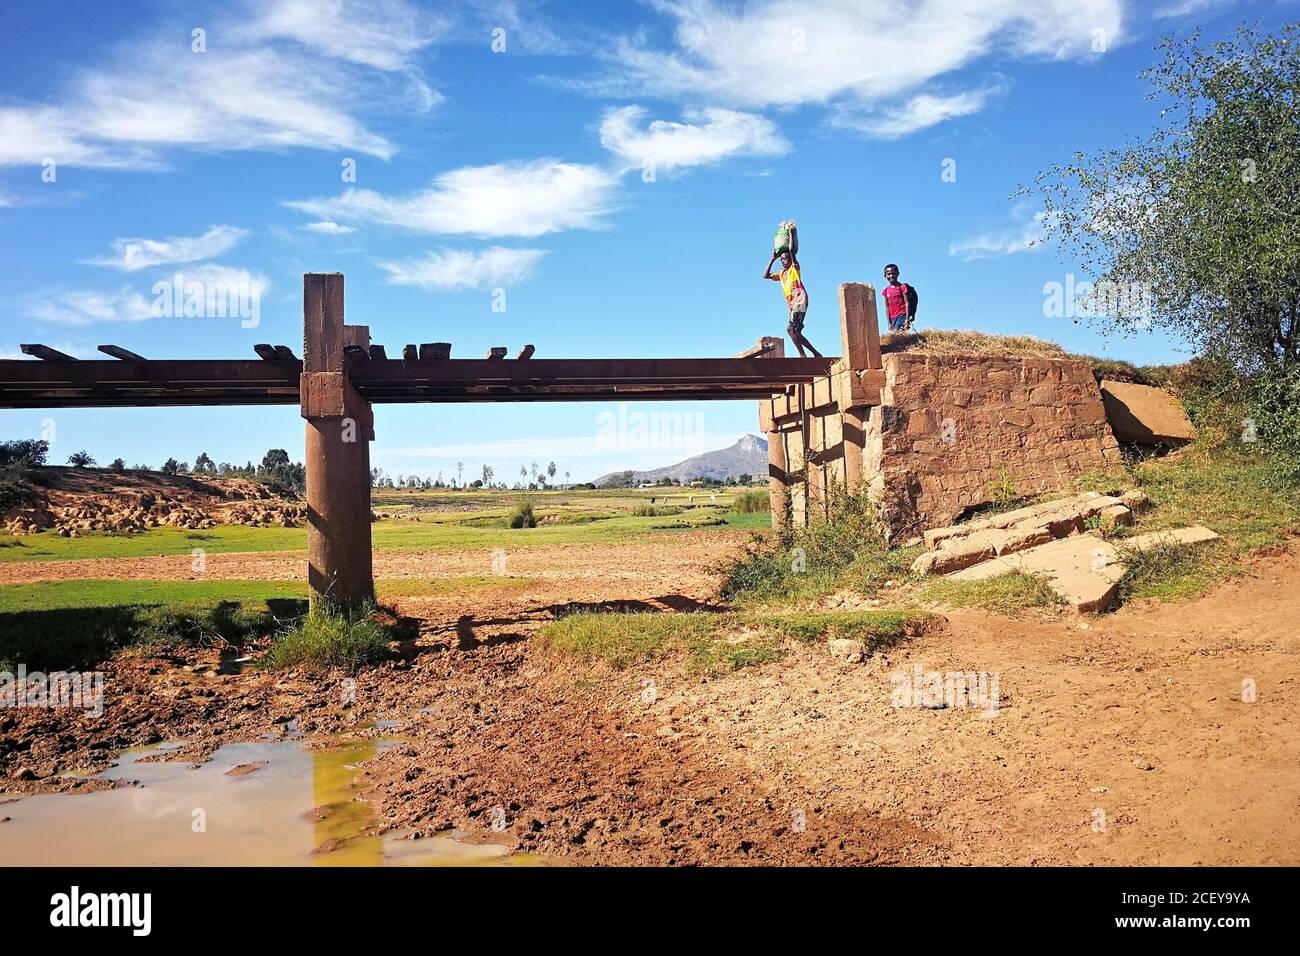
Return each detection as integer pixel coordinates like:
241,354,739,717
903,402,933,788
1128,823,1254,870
0,356,836,408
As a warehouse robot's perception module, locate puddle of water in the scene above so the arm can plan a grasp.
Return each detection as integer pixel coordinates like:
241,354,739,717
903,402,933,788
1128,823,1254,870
0,737,537,867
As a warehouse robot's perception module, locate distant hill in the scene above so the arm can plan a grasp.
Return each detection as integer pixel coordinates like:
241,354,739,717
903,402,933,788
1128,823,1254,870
596,435,767,486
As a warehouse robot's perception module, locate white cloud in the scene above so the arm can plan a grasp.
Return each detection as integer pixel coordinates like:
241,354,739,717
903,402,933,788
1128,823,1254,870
1153,0,1235,19
380,247,547,291
587,0,1124,136
599,106,790,172
173,264,272,303
25,288,154,326
835,80,1008,138
0,0,446,169
286,159,620,238
25,265,270,326
88,225,249,272
243,0,448,70
301,220,356,235
948,207,1048,260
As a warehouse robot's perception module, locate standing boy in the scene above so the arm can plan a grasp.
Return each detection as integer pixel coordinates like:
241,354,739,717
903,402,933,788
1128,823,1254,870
764,250,822,358
881,263,915,333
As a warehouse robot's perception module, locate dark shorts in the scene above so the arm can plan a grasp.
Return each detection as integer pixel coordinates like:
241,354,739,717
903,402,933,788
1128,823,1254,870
888,313,909,332
788,311,807,331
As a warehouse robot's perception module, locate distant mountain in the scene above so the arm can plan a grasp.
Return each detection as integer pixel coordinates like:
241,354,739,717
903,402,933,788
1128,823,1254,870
596,435,768,486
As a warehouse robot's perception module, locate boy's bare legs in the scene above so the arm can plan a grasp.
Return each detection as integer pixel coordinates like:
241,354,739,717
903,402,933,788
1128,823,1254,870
787,317,823,359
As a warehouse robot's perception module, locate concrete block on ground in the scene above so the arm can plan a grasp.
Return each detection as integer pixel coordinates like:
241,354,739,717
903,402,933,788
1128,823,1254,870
1101,380,1198,444
912,540,997,575
948,534,1125,612
1100,504,1133,527
1119,489,1151,511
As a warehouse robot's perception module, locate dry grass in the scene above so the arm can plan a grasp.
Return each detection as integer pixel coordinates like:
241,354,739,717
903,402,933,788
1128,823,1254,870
882,329,1070,358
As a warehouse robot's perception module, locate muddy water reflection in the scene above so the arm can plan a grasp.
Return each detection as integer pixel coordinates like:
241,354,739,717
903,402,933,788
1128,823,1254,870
0,736,533,866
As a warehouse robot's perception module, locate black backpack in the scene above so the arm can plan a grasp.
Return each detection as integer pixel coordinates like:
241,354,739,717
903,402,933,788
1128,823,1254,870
905,283,919,317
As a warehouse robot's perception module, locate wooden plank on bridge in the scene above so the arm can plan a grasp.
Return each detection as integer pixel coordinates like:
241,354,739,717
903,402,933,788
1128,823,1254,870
21,344,77,362
98,345,145,361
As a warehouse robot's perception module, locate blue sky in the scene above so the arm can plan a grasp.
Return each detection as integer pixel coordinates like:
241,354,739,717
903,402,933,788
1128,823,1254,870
0,0,1289,483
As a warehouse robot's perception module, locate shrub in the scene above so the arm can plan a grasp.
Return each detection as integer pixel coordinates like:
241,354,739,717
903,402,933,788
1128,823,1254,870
258,603,393,674
0,439,48,508
731,489,770,514
507,496,537,528
719,487,913,602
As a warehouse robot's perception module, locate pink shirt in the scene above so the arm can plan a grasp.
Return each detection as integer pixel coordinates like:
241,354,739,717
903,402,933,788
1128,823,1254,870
882,283,910,319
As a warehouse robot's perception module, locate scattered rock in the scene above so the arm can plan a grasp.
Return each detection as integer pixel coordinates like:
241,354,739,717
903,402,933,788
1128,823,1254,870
827,638,866,664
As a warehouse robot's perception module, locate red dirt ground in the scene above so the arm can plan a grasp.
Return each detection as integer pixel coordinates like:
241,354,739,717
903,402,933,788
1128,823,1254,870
2,533,1297,865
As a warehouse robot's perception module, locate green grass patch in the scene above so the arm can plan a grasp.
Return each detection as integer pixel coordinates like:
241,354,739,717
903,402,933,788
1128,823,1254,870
740,609,921,651
257,602,394,674
632,503,683,517
1117,447,1300,552
1116,541,1234,603
535,607,928,675
918,572,1061,614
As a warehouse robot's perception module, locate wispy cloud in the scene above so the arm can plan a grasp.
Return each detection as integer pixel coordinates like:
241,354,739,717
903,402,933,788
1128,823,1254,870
599,106,789,173
948,206,1048,260
1153,0,1236,19
25,264,270,326
87,225,249,272
0,0,446,169
25,287,154,326
286,159,620,238
834,79,1009,138
583,0,1123,137
380,247,547,291
300,220,356,235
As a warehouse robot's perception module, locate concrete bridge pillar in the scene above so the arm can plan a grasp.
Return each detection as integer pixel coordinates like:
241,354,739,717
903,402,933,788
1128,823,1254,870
301,273,375,610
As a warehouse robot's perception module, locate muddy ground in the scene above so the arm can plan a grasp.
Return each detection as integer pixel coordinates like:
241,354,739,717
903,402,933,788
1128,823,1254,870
2,533,1298,866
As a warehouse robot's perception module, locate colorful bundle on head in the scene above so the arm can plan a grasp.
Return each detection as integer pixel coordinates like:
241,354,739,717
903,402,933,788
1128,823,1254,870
773,219,799,256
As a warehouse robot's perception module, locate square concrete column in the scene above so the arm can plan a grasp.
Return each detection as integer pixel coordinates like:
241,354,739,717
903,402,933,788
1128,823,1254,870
301,273,375,610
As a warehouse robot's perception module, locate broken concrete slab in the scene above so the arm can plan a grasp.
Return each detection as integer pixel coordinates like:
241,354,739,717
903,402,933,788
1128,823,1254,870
944,525,1221,611
913,540,997,575
922,493,1107,549
1119,489,1150,512
1101,380,1197,445
948,534,1126,612
1100,504,1134,527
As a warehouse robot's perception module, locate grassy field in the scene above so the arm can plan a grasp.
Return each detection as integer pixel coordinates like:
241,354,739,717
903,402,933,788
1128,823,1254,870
0,490,768,563
0,575,533,613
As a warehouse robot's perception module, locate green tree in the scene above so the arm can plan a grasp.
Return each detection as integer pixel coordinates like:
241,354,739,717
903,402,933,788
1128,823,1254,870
1021,24,1300,375
67,450,96,468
